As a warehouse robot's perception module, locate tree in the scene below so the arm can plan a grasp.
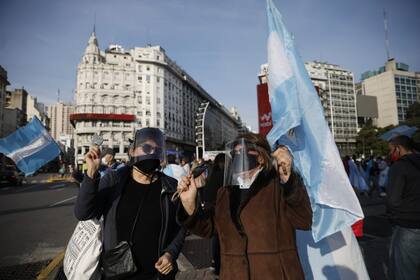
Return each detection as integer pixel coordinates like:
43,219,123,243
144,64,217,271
355,125,389,157
402,102,420,142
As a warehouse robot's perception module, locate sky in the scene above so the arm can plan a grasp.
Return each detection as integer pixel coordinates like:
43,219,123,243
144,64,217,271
1,0,419,130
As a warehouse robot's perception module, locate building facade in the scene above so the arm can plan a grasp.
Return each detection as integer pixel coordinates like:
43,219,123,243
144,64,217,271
71,32,241,164
305,62,358,155
0,66,9,138
361,59,420,127
27,95,48,126
5,88,28,125
47,102,74,141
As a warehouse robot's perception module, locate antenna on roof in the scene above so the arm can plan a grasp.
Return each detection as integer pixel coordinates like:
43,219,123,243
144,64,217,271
383,9,391,60
57,88,60,103
93,12,96,34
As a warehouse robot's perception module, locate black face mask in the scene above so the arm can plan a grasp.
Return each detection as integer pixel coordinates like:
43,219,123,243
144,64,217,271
133,159,160,174
231,153,258,174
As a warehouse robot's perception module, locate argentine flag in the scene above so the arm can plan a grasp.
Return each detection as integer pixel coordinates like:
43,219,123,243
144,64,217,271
266,0,368,278
0,116,61,176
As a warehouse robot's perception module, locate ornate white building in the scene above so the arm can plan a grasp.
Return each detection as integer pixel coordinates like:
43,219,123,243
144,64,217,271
72,31,241,164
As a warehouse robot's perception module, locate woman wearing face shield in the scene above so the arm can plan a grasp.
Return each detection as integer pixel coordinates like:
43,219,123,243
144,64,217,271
75,128,186,280
177,133,312,280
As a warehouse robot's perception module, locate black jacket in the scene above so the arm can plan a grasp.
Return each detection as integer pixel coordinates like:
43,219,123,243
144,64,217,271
386,153,420,228
74,166,186,278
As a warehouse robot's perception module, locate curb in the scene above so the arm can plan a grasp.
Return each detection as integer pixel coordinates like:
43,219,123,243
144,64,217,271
36,251,64,280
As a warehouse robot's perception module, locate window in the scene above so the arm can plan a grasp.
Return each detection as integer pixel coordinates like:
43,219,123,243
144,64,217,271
146,75,150,83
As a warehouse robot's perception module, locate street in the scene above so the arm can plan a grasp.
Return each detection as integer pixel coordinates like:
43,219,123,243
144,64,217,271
0,175,393,279
0,177,79,279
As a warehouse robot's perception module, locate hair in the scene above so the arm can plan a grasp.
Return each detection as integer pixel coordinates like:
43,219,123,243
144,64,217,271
102,147,115,157
234,132,273,173
181,156,189,163
389,135,414,151
167,154,177,164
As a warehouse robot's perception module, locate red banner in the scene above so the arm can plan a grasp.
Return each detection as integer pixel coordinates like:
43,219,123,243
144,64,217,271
70,113,135,125
257,83,273,136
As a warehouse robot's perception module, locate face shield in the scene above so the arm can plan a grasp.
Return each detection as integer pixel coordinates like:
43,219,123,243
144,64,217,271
129,128,165,167
224,138,263,189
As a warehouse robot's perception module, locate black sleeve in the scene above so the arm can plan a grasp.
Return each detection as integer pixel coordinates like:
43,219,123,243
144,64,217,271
386,163,405,212
163,226,187,261
74,171,115,220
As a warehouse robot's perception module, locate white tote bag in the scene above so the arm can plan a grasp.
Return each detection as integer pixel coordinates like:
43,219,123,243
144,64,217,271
64,218,103,280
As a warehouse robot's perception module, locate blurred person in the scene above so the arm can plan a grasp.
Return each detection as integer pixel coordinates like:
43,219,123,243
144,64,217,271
348,156,369,195
177,133,312,279
377,157,389,197
387,135,420,280
99,148,117,178
75,127,186,280
180,157,190,174
163,154,187,183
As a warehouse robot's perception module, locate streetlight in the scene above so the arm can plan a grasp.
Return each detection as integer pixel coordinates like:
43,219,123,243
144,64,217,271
195,101,210,160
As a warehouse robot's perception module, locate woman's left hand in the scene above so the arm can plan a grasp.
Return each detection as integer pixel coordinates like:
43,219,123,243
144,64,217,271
272,146,293,184
155,252,173,275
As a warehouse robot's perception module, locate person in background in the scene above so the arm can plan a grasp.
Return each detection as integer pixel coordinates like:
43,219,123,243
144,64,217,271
377,157,389,197
177,133,312,279
180,157,190,174
386,135,420,280
99,148,117,178
201,153,226,277
75,128,186,280
163,154,187,183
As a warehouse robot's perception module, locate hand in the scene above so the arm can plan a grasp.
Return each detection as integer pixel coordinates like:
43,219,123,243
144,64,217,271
272,146,293,184
155,252,173,275
84,146,101,179
177,174,203,215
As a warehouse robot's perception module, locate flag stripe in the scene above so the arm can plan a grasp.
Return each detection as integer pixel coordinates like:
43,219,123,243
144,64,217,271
8,130,52,163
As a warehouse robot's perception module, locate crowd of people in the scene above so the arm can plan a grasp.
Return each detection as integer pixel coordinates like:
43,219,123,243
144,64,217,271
343,154,391,197
71,127,419,280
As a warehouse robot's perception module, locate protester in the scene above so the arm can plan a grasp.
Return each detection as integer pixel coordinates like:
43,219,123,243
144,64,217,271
386,135,420,280
75,127,186,280
180,157,191,174
163,154,187,182
177,133,312,279
377,157,389,197
99,147,117,178
348,156,369,195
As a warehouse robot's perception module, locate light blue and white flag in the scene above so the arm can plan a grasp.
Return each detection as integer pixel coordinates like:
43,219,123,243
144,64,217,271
266,1,368,278
0,116,61,176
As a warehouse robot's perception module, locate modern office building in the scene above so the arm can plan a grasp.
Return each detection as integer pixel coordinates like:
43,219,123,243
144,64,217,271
71,31,241,164
305,62,358,155
47,102,74,141
360,59,420,127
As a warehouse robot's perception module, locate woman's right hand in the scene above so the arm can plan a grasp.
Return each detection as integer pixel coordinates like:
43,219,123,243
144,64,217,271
178,175,200,216
85,146,101,179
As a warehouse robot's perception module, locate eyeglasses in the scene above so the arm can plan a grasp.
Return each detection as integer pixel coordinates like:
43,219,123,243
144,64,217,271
138,143,162,155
